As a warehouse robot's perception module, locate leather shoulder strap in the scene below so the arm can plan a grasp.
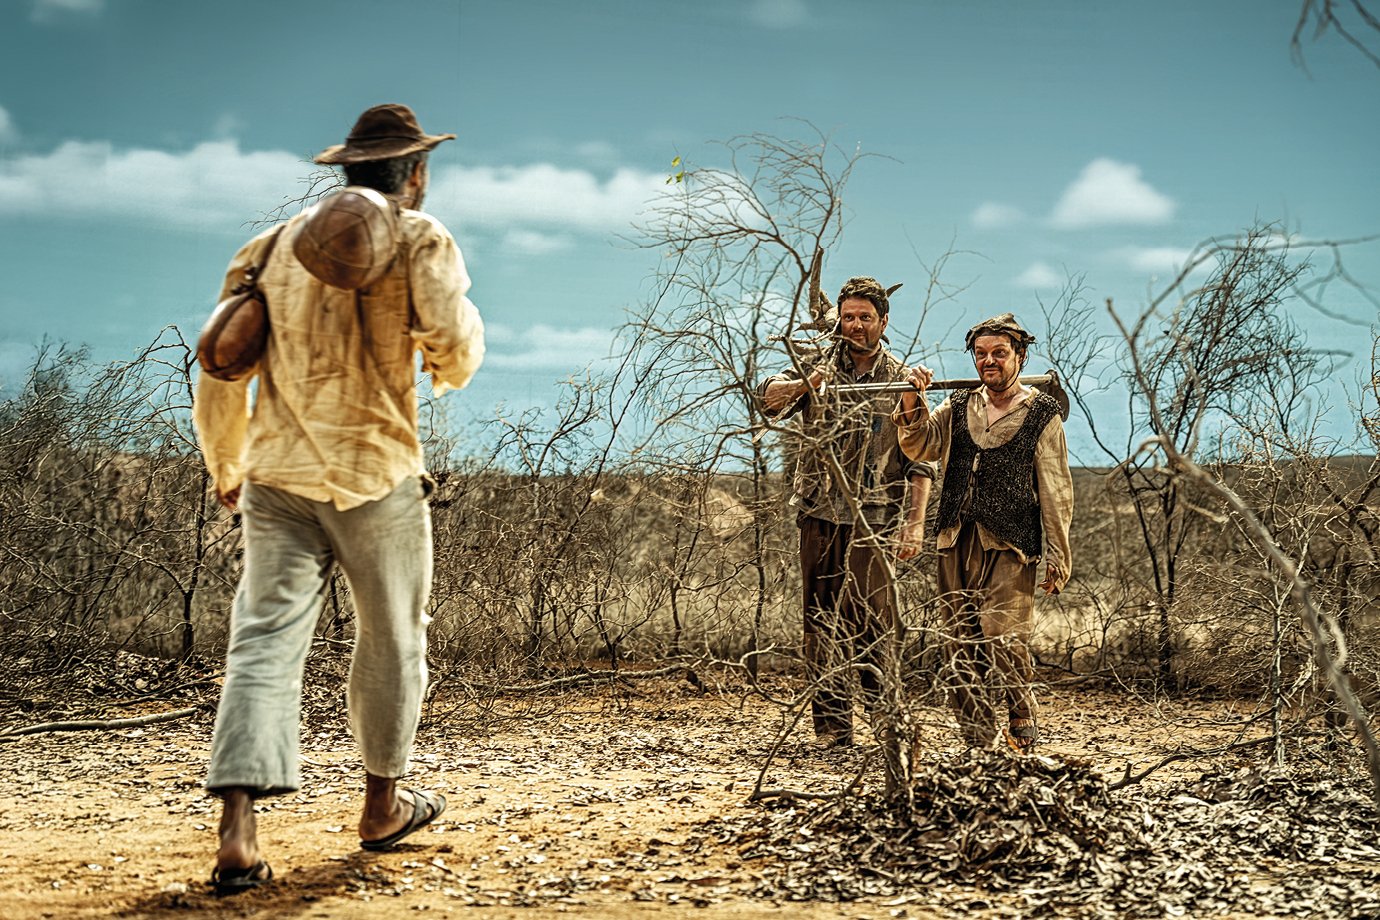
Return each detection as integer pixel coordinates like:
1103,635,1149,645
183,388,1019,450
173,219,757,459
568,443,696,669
239,223,287,290
256,223,287,271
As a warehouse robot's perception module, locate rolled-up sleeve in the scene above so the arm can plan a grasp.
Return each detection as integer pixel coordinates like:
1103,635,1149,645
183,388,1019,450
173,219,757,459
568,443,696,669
192,234,268,495
905,458,939,480
408,215,485,396
892,396,952,464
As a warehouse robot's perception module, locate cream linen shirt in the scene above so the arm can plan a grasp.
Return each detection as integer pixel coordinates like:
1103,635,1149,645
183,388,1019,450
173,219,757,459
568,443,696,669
194,207,484,511
892,386,1073,590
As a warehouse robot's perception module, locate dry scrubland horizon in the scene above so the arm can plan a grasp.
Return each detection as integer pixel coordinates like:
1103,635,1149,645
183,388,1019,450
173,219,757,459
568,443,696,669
4,395,1375,693
2,331,1377,805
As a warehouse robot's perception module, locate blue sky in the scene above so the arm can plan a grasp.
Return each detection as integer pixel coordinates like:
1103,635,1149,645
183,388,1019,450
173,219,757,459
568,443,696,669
2,0,1377,461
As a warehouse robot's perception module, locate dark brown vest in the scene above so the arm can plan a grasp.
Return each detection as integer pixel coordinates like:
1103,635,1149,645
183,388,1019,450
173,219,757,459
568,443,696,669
935,389,1060,558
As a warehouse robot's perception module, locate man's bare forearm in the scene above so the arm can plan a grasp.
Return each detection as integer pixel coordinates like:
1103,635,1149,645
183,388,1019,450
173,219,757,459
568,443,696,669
762,378,809,413
762,369,825,414
894,390,932,427
908,474,932,527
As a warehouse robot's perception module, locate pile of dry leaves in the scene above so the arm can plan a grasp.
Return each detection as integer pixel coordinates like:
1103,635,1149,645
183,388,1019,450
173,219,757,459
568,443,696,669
692,749,1380,918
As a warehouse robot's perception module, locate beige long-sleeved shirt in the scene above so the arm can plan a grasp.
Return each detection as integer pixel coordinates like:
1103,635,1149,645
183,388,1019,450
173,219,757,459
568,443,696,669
194,207,484,510
892,386,1073,590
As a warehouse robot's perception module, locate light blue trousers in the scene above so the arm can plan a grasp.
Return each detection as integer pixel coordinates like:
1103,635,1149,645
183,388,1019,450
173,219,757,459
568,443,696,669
205,477,433,796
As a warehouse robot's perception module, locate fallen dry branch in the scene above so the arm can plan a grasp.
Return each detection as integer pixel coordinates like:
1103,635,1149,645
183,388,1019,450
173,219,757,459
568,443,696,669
1107,734,1278,791
0,705,200,739
747,786,844,804
471,664,701,695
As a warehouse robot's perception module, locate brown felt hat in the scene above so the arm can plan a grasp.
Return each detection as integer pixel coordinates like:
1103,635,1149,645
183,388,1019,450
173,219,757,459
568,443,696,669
313,103,456,165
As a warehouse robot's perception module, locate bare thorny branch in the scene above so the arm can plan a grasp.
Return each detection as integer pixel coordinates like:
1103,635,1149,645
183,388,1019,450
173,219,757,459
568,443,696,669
1109,301,1380,806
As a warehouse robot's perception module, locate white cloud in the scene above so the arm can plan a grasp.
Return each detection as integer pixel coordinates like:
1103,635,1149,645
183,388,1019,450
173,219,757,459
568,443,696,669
501,229,574,254
483,323,618,370
0,136,662,238
748,0,810,28
428,162,666,234
971,201,1025,229
1115,246,1196,273
1050,158,1175,228
0,139,307,229
1015,261,1062,289
31,0,104,22
0,105,16,144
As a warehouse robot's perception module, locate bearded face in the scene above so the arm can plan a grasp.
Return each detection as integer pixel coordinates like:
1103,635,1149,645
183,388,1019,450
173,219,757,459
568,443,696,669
971,333,1023,393
838,296,887,357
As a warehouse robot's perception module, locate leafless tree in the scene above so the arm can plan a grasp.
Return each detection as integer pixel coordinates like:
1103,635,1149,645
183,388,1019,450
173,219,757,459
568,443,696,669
625,127,948,797
1110,300,1380,804
626,126,862,676
0,330,240,701
1045,225,1327,687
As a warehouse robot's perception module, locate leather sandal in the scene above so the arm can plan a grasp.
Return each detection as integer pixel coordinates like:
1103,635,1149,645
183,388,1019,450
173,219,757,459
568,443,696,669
210,860,272,896
1006,717,1038,752
360,789,447,851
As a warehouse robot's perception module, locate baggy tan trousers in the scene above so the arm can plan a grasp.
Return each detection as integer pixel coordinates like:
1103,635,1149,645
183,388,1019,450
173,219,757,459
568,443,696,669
800,516,900,742
937,521,1038,746
205,477,433,796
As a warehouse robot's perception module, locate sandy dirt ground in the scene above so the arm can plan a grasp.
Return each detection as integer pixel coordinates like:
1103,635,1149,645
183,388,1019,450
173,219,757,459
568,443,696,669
0,673,1339,920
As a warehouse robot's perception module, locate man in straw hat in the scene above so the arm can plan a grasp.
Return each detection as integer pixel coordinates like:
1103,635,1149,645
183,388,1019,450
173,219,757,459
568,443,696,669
195,103,483,894
759,276,936,749
893,312,1072,752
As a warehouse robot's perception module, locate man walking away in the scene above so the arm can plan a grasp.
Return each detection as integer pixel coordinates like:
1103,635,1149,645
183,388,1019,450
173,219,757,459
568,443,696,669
194,103,484,894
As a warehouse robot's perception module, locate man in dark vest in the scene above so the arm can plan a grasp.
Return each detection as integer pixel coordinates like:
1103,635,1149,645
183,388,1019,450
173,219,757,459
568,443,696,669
893,313,1072,750
759,276,936,748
